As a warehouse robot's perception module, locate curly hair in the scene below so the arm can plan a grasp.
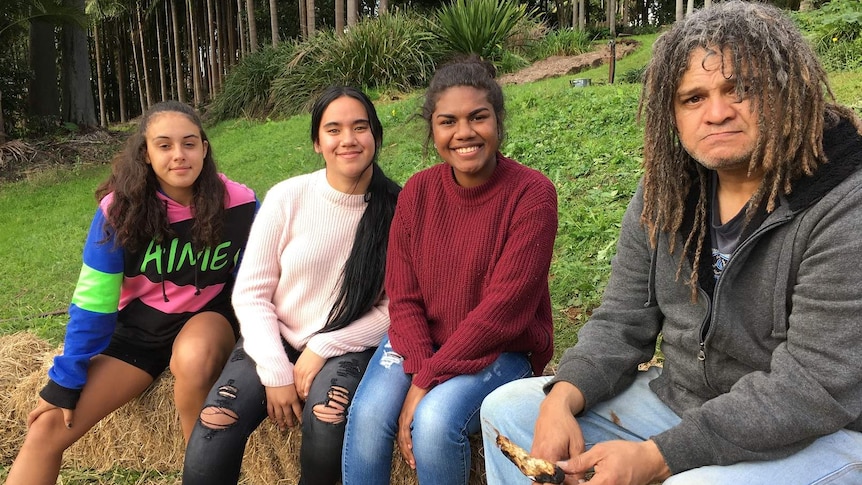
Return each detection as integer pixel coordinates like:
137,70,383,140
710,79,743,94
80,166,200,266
95,101,226,252
638,0,860,296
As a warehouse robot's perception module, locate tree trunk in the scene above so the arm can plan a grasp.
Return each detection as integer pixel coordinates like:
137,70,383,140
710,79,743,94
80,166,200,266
298,0,307,38
136,4,154,109
215,0,224,88
305,0,315,36
335,0,344,34
246,0,258,52
346,0,356,27
378,0,387,14
579,0,586,31
237,0,247,56
225,0,237,68
187,0,204,106
170,0,185,103
29,18,60,119
704,0,712,7
61,0,97,127
206,0,217,94
115,22,128,123
156,9,168,102
676,0,684,21
269,0,279,45
686,0,694,17
93,22,107,127
130,16,146,114
0,87,7,144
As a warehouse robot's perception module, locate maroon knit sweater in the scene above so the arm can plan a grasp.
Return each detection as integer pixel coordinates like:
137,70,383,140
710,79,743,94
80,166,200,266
386,153,558,389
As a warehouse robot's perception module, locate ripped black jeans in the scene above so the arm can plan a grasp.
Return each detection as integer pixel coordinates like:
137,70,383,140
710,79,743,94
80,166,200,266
182,338,375,485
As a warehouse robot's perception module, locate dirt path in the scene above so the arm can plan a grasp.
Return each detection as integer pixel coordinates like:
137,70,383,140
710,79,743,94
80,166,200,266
499,38,641,85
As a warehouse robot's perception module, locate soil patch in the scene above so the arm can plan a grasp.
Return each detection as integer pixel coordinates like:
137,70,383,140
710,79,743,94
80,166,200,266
499,38,641,85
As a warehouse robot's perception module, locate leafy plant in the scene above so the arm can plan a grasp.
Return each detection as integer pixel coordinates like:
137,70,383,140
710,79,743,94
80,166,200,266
432,0,531,60
527,28,592,61
207,43,297,123
270,12,441,118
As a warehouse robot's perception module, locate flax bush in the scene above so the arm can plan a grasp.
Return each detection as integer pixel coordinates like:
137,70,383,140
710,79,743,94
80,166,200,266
206,43,297,123
432,0,532,61
269,12,440,117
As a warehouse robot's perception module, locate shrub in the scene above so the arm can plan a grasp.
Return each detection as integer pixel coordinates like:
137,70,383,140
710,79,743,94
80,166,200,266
794,0,862,72
527,27,592,61
269,12,441,117
432,0,531,60
206,43,297,123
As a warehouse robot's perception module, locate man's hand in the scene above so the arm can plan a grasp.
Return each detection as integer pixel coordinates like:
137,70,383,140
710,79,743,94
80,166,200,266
531,382,588,483
561,439,671,485
264,384,304,431
294,348,325,401
397,384,428,470
27,398,74,429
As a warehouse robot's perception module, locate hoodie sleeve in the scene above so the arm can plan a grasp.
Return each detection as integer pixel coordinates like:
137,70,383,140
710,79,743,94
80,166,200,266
41,207,124,409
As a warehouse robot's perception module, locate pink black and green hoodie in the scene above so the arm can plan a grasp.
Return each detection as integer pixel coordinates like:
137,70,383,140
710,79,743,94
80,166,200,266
40,174,257,409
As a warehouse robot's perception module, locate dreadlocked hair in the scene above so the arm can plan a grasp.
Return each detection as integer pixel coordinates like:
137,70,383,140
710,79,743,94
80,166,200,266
638,0,841,299
95,101,225,252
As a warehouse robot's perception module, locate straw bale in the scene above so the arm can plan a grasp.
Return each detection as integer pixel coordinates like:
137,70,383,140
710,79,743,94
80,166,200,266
1,332,487,484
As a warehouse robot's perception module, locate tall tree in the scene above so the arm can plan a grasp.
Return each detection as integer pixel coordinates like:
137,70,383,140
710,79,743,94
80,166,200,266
379,0,387,14
298,0,306,38
346,0,356,26
269,0,278,45
135,3,153,108
305,0,314,36
335,0,343,34
155,6,168,102
237,0,247,55
186,0,203,105
29,18,59,119
169,0,185,102
61,0,96,127
246,0,258,51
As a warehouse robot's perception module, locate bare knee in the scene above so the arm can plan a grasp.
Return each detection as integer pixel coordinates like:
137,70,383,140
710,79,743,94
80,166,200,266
198,384,241,430
312,385,350,425
22,409,78,453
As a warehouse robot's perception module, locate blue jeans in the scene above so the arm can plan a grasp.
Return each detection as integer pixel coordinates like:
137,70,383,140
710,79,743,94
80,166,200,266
183,338,375,485
342,335,532,485
481,367,862,485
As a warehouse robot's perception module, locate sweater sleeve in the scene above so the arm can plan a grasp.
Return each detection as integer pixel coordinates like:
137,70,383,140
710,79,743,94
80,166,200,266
385,186,437,370
232,185,296,387
42,208,124,409
306,293,390,358
412,178,558,389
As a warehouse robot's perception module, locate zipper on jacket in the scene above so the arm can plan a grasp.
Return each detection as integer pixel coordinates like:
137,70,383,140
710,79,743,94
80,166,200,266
696,211,791,389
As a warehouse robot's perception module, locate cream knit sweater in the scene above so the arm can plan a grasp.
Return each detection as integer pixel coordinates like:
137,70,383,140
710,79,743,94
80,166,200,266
232,169,389,387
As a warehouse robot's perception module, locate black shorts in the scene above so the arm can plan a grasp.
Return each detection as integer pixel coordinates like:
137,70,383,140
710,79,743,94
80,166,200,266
102,305,240,379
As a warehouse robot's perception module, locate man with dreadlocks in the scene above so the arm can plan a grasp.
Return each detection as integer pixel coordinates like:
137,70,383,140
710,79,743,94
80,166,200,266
480,2,862,484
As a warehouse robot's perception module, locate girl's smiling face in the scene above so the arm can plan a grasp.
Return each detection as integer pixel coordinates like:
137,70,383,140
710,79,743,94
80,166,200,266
314,95,376,194
431,85,499,188
145,111,207,206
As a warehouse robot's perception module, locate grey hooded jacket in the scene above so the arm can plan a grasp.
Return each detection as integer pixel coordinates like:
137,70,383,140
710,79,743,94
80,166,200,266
549,115,862,474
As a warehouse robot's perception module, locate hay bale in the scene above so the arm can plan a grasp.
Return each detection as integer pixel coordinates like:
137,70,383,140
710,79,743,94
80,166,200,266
1,332,487,484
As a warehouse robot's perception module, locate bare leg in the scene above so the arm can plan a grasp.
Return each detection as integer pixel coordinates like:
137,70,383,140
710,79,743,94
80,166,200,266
170,311,236,443
6,356,153,485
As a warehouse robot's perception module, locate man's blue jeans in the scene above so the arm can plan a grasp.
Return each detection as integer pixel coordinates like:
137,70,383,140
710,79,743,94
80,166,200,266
481,367,862,484
342,335,532,485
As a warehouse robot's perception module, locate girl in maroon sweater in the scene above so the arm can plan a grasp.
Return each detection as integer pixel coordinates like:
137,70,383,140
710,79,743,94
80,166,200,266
342,56,558,485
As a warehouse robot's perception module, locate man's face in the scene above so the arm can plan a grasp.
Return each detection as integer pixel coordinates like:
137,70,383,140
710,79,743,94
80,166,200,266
674,47,760,173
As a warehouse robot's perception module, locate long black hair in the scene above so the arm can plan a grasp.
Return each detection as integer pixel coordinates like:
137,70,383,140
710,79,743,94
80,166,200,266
310,86,401,333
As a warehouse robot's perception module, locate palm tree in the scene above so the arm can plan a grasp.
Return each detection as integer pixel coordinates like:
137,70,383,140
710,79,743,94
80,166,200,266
246,0,258,51
269,0,278,45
